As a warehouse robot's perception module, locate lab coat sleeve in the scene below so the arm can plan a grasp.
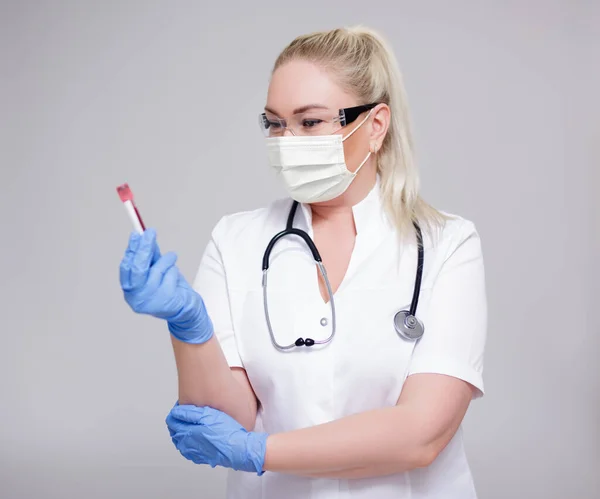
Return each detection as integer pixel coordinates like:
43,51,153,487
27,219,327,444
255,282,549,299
407,219,487,398
191,217,244,368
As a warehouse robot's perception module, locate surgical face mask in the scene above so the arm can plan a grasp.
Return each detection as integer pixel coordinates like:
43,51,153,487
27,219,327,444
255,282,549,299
265,111,373,204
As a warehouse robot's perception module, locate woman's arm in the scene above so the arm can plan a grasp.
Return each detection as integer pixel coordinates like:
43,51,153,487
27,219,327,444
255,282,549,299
120,225,257,430
172,217,258,431
172,337,257,431
263,373,473,477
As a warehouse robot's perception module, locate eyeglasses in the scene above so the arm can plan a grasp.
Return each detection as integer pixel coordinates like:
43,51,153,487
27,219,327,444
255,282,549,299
258,103,379,137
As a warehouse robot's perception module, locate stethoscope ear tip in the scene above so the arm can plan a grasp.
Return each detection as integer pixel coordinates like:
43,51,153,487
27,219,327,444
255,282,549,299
294,337,315,347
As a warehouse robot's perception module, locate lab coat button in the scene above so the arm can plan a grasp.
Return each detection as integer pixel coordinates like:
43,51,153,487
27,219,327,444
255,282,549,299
320,317,328,326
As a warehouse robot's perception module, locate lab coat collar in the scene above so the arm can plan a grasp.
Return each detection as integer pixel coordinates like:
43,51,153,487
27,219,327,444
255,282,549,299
297,174,388,237
295,175,391,296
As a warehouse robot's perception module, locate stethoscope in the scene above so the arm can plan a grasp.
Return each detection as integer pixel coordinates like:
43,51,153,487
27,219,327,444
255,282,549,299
262,200,425,351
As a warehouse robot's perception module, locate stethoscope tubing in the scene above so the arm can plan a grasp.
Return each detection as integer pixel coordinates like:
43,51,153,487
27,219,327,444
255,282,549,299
262,200,424,350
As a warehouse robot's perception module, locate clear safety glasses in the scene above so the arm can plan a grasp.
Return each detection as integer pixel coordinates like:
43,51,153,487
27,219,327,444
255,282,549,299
258,103,379,137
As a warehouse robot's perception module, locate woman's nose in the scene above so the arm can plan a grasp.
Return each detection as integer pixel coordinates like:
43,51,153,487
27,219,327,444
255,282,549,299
283,128,295,137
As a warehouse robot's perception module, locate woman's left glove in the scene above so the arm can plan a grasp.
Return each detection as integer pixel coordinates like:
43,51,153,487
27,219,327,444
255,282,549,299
166,404,268,476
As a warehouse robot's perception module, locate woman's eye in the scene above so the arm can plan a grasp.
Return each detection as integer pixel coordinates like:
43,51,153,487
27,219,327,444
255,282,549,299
268,121,282,129
302,119,324,128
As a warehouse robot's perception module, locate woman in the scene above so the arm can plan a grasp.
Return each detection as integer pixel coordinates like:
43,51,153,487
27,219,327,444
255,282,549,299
120,26,487,499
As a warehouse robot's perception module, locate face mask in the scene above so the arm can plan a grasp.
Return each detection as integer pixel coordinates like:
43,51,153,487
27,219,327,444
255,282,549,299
265,111,373,203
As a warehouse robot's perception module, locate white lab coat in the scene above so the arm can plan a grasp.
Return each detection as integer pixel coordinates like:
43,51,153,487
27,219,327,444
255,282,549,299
192,179,487,498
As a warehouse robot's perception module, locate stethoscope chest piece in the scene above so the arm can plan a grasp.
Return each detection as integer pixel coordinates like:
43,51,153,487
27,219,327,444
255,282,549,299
393,310,424,341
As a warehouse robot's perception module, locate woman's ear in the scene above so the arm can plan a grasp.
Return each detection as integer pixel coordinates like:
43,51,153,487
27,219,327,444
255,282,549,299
370,103,391,146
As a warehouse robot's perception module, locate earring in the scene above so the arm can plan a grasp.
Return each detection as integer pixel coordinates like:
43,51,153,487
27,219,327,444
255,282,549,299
371,143,379,154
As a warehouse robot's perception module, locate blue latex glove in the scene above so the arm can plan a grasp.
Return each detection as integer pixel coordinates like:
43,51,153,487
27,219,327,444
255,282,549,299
119,229,214,344
166,404,268,475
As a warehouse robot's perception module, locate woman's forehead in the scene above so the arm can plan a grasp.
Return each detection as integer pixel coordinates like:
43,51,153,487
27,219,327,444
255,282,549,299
266,60,357,116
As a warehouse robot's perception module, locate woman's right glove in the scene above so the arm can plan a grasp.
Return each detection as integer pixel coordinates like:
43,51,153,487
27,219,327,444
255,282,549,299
119,228,214,344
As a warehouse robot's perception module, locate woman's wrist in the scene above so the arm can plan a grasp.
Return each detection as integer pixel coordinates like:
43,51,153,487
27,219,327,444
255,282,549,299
167,293,214,344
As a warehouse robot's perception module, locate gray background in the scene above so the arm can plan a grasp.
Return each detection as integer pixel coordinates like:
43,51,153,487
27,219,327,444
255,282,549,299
1,1,598,498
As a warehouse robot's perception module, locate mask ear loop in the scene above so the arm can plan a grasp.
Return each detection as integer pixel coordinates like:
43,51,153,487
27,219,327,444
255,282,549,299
352,150,372,176
340,109,375,176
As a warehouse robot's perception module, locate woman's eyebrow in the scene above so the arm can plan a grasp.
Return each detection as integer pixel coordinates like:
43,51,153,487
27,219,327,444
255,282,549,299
264,104,329,116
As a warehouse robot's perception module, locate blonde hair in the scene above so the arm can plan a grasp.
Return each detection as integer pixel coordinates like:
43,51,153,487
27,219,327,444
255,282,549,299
273,26,449,244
